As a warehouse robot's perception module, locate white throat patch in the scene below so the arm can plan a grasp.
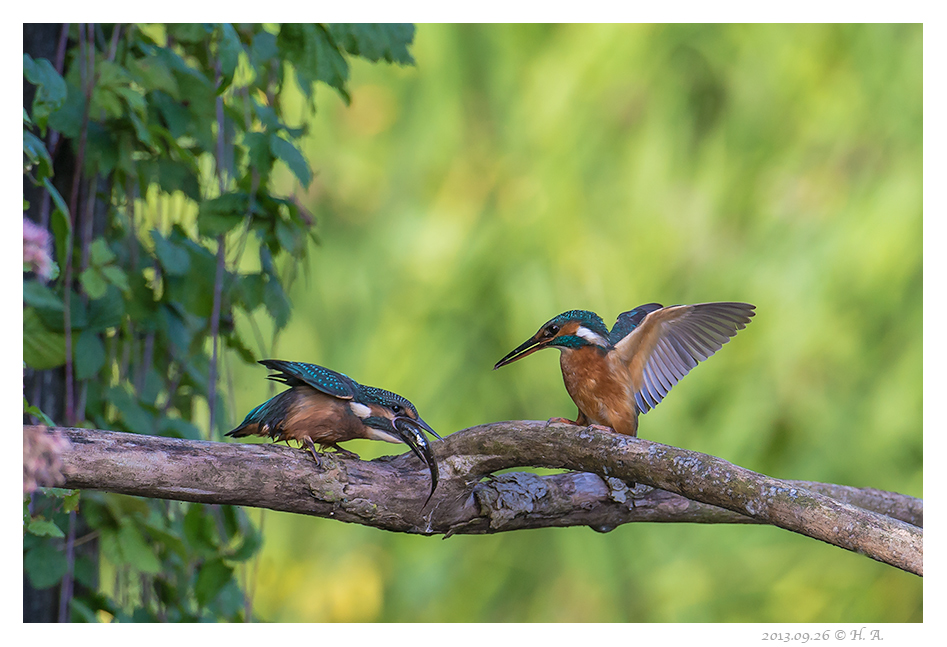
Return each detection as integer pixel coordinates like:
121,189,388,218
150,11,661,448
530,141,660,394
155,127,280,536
349,401,372,418
364,427,400,444
576,326,608,347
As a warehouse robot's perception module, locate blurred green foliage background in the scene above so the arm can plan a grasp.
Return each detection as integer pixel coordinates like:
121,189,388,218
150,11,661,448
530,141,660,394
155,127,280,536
229,24,921,622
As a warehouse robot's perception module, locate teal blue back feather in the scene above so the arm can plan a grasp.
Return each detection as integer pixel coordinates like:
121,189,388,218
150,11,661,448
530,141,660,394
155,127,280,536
609,303,663,344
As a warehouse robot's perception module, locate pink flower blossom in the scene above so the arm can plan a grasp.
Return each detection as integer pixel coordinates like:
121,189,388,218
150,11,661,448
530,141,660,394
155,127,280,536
23,217,53,282
23,425,70,493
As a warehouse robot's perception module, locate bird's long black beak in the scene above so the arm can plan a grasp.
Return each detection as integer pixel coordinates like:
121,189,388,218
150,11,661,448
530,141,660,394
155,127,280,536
415,415,441,440
393,417,439,506
494,335,547,369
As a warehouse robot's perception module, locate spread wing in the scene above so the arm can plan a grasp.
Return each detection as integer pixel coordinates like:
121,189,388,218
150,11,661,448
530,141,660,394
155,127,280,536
611,302,755,414
258,359,357,400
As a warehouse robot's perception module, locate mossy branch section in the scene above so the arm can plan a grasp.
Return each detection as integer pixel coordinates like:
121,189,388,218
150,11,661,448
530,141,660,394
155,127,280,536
36,422,922,575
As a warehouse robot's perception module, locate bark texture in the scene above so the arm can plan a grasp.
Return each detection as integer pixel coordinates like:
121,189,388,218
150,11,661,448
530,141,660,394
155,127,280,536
34,421,922,575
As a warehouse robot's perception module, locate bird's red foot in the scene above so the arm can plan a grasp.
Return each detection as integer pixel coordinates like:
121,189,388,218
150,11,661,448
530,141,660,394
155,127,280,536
587,424,614,433
547,416,581,426
302,438,323,468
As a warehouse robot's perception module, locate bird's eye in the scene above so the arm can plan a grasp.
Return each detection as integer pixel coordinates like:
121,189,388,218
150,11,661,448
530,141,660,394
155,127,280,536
391,404,402,414
544,325,559,338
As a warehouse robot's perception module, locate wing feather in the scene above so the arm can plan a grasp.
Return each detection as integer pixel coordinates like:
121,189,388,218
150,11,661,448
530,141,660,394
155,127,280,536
613,302,755,413
673,324,713,361
258,359,357,400
648,363,669,397
641,366,662,406
649,354,674,392
666,336,699,372
634,391,649,412
654,338,687,380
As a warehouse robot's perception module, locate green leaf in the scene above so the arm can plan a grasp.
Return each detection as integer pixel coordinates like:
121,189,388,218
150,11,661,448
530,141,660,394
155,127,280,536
263,277,291,330
95,59,132,90
195,558,233,608
86,285,125,331
24,541,68,589
217,24,242,90
223,332,256,364
139,157,202,200
72,555,97,590
88,238,116,266
124,266,158,323
47,179,71,261
100,265,130,292
198,192,249,237
151,230,191,276
107,386,154,435
103,492,151,519
269,134,312,188
243,132,273,179
63,490,81,513
128,110,154,148
69,598,98,624
90,87,124,121
74,329,105,380
116,521,162,574
115,85,147,115
164,243,228,320
277,23,350,103
311,26,350,99
127,57,180,98
234,272,265,311
251,30,278,67
183,503,219,555
33,289,88,331
99,528,120,561
151,91,190,138
86,122,121,175
219,505,240,540
326,24,416,64
275,218,305,256
168,23,211,44
213,579,246,619
47,82,86,139
158,305,193,353
250,98,281,130
138,367,163,406
23,54,68,132
227,526,262,562
23,307,66,369
140,519,188,559
27,517,65,538
43,177,68,216
23,280,62,310
80,267,109,299
24,398,55,426
23,130,52,178
89,61,132,120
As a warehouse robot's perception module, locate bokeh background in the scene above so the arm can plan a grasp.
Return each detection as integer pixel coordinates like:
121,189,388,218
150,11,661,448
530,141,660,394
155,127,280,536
226,24,922,622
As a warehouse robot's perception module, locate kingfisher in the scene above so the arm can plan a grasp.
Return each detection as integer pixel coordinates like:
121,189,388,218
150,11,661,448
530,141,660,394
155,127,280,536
494,302,755,437
226,360,440,502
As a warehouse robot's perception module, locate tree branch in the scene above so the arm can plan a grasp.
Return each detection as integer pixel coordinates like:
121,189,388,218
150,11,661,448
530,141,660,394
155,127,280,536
36,421,922,575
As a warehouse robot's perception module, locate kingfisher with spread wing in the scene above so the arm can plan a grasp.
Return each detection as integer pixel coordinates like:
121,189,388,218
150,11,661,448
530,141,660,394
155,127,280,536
227,360,440,502
494,303,755,437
